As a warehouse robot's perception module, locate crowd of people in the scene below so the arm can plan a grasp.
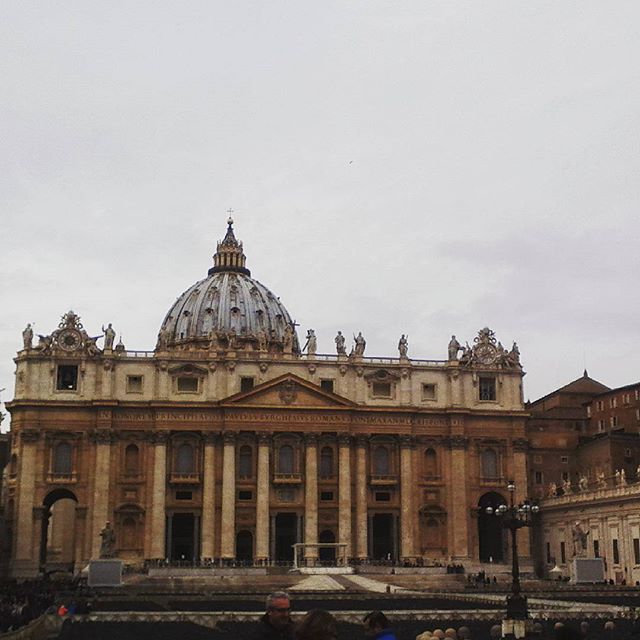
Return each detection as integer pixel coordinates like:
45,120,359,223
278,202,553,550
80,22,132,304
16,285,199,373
0,579,56,633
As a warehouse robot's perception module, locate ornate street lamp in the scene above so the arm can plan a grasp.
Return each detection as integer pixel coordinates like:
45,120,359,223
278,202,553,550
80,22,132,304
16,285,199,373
485,480,540,620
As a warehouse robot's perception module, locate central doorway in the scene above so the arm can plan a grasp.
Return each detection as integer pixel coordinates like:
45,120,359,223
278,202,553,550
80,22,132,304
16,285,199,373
170,513,195,561
318,530,336,564
274,513,298,562
478,492,506,562
371,513,395,560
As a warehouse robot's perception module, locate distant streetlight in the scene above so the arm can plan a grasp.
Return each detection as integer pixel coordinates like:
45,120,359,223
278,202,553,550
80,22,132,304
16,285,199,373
485,480,539,620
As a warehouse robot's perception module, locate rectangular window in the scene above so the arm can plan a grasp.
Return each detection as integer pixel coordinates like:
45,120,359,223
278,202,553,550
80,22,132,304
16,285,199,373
533,455,542,464
240,377,254,393
375,491,391,502
613,539,620,564
636,409,640,421
561,456,568,464
593,540,599,558
611,416,618,427
562,471,569,481
534,471,543,485
126,375,143,393
598,400,604,411
546,542,551,563
560,541,566,564
238,490,253,501
56,365,78,391
175,490,192,501
598,420,605,432
177,377,199,393
320,379,335,394
634,539,640,565
586,406,591,417
320,491,334,501
479,377,496,401
422,384,437,401
372,382,392,398
277,488,295,503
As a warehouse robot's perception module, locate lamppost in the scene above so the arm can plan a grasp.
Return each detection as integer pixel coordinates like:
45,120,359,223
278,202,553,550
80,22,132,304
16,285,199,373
485,480,539,620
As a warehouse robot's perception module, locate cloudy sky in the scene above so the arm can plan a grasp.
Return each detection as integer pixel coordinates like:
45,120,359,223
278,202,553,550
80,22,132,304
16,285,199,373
1,2,639,429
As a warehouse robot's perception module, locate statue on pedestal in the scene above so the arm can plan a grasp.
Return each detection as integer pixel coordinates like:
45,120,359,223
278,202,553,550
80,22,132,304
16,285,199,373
398,334,408,358
335,331,346,355
99,521,116,559
448,335,461,360
283,325,294,354
562,478,572,495
102,323,116,350
353,332,366,356
578,475,588,492
572,521,589,557
597,470,607,489
548,482,557,497
303,329,317,356
22,323,33,350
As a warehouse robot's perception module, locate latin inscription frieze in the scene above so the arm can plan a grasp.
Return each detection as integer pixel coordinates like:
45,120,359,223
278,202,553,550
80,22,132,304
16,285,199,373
226,411,349,425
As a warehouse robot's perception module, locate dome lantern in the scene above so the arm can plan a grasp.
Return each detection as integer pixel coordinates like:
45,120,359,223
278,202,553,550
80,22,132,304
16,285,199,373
208,216,250,276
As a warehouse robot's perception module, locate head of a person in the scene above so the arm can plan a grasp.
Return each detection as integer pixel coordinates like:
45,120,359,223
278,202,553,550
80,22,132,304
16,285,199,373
363,611,390,637
294,609,337,640
265,591,291,630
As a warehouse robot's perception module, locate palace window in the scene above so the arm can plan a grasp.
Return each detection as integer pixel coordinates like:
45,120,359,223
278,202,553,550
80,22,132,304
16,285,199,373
534,471,543,485
126,375,143,393
481,449,499,479
56,365,78,391
278,445,295,474
375,491,391,502
320,447,334,477
320,491,334,501
424,448,438,479
238,490,253,501
124,444,140,476
479,377,496,401
546,542,552,563
175,443,195,474
373,446,391,475
238,445,253,479
593,540,599,557
560,541,566,564
634,538,640,565
320,379,334,394
422,384,437,401
176,376,199,393
176,490,192,501
372,382,392,398
240,377,254,393
53,442,73,475
613,539,620,564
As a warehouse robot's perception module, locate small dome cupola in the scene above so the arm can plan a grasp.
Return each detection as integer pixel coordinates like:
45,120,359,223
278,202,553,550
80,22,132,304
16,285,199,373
208,216,250,276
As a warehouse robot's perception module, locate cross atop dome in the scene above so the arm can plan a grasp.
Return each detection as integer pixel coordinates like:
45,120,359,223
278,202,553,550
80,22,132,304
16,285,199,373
209,216,250,276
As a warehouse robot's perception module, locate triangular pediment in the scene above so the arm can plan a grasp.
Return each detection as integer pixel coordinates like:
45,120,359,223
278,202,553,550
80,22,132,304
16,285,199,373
222,374,355,408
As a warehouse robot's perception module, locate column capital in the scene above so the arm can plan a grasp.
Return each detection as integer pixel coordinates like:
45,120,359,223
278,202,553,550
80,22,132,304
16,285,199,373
446,435,468,450
399,435,415,449
20,429,40,443
148,430,169,445
304,433,319,446
512,437,528,452
89,429,116,444
222,431,237,445
257,432,273,445
337,432,352,446
355,434,369,447
203,432,219,446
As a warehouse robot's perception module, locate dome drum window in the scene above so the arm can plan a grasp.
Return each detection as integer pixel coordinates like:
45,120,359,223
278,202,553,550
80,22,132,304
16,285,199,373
365,369,400,400
170,364,207,395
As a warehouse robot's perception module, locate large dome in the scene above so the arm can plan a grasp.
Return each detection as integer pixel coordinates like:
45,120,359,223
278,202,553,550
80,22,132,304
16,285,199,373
157,219,299,354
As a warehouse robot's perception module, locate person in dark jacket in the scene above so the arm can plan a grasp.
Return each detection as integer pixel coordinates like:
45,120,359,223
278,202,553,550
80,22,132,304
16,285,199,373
254,590,295,640
363,611,397,640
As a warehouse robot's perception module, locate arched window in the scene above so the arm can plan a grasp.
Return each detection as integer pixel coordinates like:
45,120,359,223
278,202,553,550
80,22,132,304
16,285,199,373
424,448,438,478
238,445,253,479
53,442,72,475
176,443,195,474
481,449,499,479
373,446,390,475
124,444,139,476
278,445,294,474
122,517,136,549
320,446,334,477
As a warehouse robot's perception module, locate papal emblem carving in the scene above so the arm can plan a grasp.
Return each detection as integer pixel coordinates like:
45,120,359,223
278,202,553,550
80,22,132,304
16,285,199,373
279,380,297,405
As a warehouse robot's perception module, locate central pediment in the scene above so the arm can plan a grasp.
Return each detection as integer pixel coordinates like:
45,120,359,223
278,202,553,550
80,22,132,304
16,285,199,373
222,374,355,408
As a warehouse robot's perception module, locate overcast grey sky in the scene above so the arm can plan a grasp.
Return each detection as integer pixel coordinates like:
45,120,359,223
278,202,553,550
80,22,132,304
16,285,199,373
2,1,639,429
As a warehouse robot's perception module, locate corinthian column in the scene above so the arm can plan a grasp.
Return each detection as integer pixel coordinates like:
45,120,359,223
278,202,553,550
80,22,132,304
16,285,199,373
304,434,318,563
90,430,114,558
255,433,271,562
220,432,236,559
355,436,368,559
149,432,168,559
399,436,415,560
338,434,352,559
449,435,469,559
14,430,39,566
200,434,217,559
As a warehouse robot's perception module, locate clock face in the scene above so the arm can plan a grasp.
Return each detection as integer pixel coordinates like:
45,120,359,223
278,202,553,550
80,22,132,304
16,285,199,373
58,329,82,352
475,343,497,365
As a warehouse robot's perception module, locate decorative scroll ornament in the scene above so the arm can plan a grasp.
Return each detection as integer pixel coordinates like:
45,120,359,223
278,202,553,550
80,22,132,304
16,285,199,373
279,379,297,405
458,327,521,369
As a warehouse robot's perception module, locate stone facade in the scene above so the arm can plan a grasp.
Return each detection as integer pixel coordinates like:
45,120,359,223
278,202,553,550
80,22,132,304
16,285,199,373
2,221,527,577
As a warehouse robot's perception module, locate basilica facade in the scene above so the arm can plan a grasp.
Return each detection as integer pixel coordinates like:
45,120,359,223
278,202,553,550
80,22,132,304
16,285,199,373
3,220,528,577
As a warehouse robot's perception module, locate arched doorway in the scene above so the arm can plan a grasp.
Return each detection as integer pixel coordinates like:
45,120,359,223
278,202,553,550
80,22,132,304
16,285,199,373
236,530,254,563
478,492,506,562
318,529,336,564
40,489,79,573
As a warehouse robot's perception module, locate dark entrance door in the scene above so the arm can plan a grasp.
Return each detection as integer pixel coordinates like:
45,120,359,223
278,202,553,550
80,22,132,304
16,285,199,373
319,530,336,564
478,492,506,562
236,530,254,563
275,513,297,562
171,513,195,561
371,513,394,560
